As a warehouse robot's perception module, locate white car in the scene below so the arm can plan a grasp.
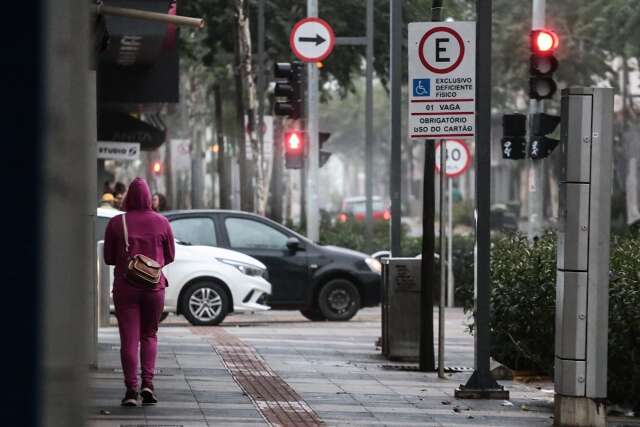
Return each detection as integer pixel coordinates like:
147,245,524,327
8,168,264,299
96,208,271,325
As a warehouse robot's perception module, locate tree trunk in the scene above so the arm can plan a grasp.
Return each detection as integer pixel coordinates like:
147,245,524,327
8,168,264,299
269,117,284,222
235,0,267,214
164,138,174,209
214,84,231,209
233,12,253,212
191,125,205,209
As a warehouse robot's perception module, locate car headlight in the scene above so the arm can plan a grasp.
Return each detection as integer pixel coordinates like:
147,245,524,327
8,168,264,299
365,257,382,274
216,258,266,277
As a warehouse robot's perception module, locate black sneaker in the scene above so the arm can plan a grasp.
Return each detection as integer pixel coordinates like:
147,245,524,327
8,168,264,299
140,386,158,406
121,389,138,407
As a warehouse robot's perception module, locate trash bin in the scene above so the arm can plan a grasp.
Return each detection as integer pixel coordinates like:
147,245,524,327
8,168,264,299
381,257,421,361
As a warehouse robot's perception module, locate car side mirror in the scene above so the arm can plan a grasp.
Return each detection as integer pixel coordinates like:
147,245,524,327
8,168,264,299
286,237,304,252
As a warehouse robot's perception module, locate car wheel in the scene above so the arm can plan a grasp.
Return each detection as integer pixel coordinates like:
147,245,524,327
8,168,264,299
317,279,361,321
300,307,326,321
181,282,229,326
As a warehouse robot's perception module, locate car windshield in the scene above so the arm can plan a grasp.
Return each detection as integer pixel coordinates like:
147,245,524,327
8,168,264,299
344,200,385,214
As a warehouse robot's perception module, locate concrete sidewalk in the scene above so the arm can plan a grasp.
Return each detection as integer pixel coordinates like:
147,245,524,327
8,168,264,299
89,309,638,426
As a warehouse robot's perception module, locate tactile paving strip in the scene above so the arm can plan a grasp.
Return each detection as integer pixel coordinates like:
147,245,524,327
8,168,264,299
192,327,324,427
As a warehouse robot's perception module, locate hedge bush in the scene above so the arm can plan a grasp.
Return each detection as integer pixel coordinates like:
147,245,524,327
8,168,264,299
457,231,640,405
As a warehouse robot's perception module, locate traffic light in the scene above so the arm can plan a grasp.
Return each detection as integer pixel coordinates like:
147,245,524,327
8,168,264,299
529,29,559,100
501,114,527,159
274,62,304,119
319,131,332,168
529,112,560,159
151,161,163,175
284,130,306,169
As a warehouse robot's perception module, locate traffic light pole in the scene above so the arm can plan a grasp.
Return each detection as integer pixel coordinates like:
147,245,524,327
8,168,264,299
306,0,320,242
528,0,545,240
389,0,402,256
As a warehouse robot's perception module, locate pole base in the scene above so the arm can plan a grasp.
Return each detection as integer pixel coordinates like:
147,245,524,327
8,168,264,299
454,385,509,400
455,369,509,399
554,395,606,427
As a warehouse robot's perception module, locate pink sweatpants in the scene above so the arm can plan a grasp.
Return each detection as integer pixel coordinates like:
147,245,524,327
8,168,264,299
113,284,165,390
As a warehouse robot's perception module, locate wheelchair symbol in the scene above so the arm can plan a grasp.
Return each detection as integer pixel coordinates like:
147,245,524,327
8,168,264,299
413,79,431,97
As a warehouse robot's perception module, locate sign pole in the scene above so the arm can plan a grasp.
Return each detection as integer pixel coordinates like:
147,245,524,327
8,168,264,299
447,176,454,308
306,0,319,242
455,0,508,399
438,141,447,379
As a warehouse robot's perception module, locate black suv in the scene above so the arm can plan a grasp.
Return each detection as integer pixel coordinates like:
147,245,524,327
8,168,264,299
163,210,382,321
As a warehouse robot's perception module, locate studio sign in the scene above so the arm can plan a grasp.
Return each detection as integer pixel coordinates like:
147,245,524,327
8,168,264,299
97,141,141,161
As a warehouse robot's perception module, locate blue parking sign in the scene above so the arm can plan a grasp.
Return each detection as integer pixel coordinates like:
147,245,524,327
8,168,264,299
413,79,431,97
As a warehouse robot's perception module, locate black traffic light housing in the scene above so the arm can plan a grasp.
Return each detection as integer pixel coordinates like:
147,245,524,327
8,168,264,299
284,130,306,169
319,131,332,168
529,112,560,159
501,114,527,159
274,62,304,119
529,29,559,100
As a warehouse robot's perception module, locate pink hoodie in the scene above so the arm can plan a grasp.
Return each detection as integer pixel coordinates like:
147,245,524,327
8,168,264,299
104,178,175,289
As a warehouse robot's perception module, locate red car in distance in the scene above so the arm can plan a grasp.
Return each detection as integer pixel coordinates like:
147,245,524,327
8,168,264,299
337,196,391,223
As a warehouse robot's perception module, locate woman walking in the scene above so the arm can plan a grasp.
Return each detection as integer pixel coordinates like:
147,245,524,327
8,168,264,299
104,178,175,406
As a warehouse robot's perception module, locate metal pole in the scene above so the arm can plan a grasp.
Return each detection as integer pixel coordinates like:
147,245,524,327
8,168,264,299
527,0,545,240
438,142,447,379
306,0,319,242
418,0,442,373
389,0,402,256
447,177,454,308
257,0,265,182
364,0,374,253
456,0,508,399
96,5,206,28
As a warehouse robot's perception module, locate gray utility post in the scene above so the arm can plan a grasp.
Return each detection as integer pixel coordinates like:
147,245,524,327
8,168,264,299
389,0,402,256
554,87,613,427
364,0,374,253
528,0,545,239
306,0,320,242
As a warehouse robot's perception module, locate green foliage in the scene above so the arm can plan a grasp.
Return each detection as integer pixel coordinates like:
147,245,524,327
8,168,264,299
456,231,640,404
452,199,474,227
489,232,557,373
608,235,640,404
317,218,419,256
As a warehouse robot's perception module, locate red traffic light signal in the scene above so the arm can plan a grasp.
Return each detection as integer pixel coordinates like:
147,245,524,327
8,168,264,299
530,29,559,100
151,161,163,175
286,131,303,151
531,29,559,55
284,130,306,169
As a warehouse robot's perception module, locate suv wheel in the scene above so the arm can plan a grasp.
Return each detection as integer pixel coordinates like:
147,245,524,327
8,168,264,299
300,307,326,321
318,279,361,321
181,282,229,326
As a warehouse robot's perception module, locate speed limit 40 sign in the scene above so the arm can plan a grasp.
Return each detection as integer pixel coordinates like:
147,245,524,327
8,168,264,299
435,139,472,177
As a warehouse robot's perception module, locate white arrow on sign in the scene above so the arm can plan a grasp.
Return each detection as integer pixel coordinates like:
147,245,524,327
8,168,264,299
435,139,472,177
290,17,335,62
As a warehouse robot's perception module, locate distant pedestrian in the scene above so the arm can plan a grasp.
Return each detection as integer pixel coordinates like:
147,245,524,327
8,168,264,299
152,193,169,212
113,182,127,209
104,178,175,407
99,193,117,209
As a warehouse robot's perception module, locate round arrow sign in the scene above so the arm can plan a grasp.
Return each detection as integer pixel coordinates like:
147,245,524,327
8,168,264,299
290,17,335,62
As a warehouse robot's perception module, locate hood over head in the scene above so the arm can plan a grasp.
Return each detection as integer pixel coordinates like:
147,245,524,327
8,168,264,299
123,177,152,212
